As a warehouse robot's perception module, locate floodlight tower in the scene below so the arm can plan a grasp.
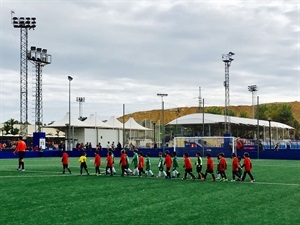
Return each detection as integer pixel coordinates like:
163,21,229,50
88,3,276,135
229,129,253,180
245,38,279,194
248,85,258,119
157,93,168,151
222,52,235,134
76,97,85,120
198,86,202,113
11,12,36,138
27,46,52,132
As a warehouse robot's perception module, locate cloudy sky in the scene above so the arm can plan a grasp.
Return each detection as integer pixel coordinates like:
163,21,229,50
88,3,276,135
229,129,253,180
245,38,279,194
0,0,299,124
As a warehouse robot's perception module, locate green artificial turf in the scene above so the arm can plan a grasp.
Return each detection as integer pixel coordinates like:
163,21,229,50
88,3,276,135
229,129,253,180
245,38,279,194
0,157,299,225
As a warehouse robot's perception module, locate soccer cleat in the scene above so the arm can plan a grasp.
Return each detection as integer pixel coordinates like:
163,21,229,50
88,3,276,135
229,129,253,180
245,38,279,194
251,179,255,183
21,169,25,171
231,179,236,182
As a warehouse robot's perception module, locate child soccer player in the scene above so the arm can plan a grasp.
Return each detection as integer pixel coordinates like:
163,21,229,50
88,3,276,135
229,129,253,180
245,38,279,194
131,149,139,176
164,150,172,179
138,152,146,177
216,154,221,180
241,152,255,182
79,152,89,175
106,151,113,176
237,156,243,177
182,153,195,180
157,152,167,178
195,152,203,179
172,152,180,178
120,150,128,176
231,153,241,181
201,153,215,181
145,152,154,177
62,150,71,174
94,150,101,176
125,150,133,175
219,153,228,181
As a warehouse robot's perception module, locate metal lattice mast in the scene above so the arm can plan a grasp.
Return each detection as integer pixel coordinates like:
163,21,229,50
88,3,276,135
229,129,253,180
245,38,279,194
12,13,36,138
35,63,42,131
222,52,234,134
20,28,29,137
28,47,52,132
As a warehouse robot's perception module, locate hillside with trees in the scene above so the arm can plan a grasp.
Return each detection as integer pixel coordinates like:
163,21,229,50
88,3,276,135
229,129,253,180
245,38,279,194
119,101,300,138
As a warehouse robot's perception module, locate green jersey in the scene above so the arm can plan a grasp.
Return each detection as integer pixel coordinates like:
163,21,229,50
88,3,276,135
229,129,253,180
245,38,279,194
132,152,138,167
146,156,151,171
158,156,164,171
195,156,203,167
172,156,179,169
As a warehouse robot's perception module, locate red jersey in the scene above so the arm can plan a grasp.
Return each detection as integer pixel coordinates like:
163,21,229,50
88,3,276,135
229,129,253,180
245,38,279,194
62,152,69,164
106,155,113,167
164,155,172,168
14,140,26,153
207,157,214,171
219,157,227,172
184,157,193,169
120,154,127,166
138,156,144,169
232,157,239,171
94,154,101,167
243,157,252,172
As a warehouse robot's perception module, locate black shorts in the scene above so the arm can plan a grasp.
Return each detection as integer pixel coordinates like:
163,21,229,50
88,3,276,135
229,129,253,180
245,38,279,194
206,169,213,174
18,151,25,159
80,162,87,169
185,168,192,173
196,165,202,173
63,164,69,169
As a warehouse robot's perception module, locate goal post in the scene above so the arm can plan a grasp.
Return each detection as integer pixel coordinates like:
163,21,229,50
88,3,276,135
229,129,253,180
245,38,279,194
173,136,236,157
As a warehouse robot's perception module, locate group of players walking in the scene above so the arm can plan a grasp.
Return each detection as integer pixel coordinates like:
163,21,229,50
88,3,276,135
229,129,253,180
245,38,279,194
60,148,255,183
12,135,255,182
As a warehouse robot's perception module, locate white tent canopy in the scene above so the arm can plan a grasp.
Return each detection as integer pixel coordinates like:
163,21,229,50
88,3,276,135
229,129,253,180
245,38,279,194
104,116,124,129
167,113,294,129
47,112,93,128
85,114,113,128
125,117,151,130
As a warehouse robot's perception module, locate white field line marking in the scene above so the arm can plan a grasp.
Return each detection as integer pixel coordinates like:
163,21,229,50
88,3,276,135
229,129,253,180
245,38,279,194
0,174,300,187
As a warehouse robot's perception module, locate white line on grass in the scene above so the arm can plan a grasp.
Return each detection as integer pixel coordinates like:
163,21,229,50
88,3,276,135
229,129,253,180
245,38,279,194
0,174,300,187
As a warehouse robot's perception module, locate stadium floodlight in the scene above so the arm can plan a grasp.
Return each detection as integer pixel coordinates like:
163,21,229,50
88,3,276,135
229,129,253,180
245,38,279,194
27,46,52,132
68,76,73,150
157,93,168,151
11,12,37,138
248,85,258,119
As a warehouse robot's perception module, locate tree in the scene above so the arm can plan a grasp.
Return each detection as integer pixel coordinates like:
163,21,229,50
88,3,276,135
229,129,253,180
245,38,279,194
206,107,223,115
3,118,19,135
239,111,248,118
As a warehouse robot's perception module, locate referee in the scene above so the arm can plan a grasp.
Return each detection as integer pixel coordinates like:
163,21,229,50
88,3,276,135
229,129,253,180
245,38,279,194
13,136,27,171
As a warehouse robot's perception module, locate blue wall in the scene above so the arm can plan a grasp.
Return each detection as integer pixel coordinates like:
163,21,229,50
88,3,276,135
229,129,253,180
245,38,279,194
1,146,300,160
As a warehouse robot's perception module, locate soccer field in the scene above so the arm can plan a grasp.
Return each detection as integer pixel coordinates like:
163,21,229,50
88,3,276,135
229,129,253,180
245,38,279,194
0,157,299,225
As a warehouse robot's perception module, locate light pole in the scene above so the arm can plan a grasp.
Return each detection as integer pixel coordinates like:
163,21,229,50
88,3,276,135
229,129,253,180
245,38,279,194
27,46,52,132
11,12,36,138
268,119,272,150
157,93,168,151
222,51,234,134
68,76,73,150
248,85,258,119
151,121,156,143
76,97,85,120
